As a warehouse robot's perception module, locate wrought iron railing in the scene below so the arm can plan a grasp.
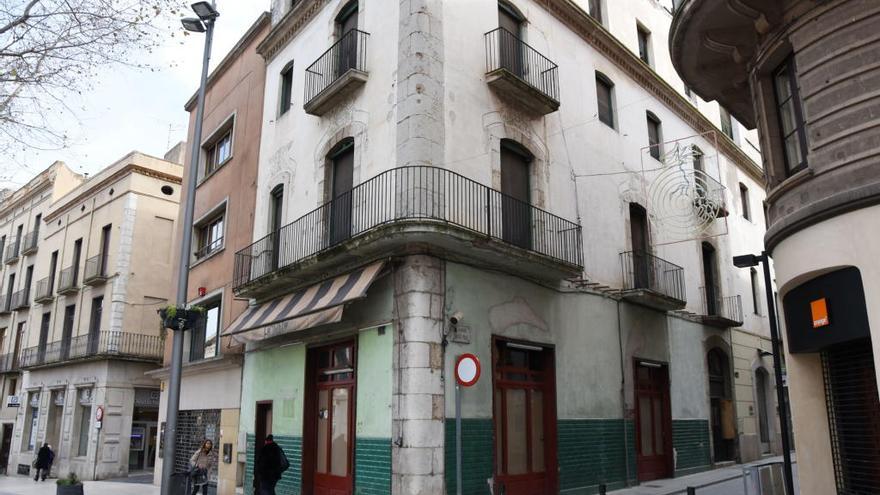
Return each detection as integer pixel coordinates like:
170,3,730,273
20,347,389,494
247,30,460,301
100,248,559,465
34,277,53,301
21,231,38,254
19,331,164,368
234,166,583,290
694,170,726,216
485,27,560,103
10,289,28,310
84,254,108,282
0,353,17,372
304,29,369,107
194,238,223,260
3,241,18,264
57,266,78,292
701,288,743,324
620,251,686,302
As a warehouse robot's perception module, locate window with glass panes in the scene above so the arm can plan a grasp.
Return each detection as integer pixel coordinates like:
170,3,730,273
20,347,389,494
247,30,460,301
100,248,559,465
196,215,224,259
205,129,232,176
279,62,294,115
720,106,734,139
646,112,662,160
190,299,220,362
773,58,808,175
596,73,614,128
637,25,651,65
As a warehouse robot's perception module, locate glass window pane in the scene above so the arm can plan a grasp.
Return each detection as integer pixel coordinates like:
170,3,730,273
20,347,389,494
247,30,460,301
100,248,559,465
778,101,797,135
334,346,352,368
330,388,350,476
505,388,528,475
639,397,653,455
318,349,330,369
784,135,803,170
653,398,665,453
530,390,545,472
204,304,220,359
316,389,329,473
774,70,791,101
78,404,91,456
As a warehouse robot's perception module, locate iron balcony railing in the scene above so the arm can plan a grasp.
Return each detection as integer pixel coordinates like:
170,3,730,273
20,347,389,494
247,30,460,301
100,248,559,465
83,254,108,282
194,238,223,260
3,241,18,264
0,352,18,372
19,331,164,368
10,289,29,310
34,277,54,302
57,266,78,293
304,29,369,108
21,231,37,255
620,251,686,302
485,27,560,104
694,170,727,217
234,166,583,290
701,287,743,325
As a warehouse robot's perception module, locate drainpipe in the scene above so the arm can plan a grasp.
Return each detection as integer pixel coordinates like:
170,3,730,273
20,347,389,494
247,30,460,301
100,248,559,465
616,300,630,486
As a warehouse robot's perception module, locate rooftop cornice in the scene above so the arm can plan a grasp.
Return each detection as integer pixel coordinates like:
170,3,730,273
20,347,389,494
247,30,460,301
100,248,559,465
256,0,330,62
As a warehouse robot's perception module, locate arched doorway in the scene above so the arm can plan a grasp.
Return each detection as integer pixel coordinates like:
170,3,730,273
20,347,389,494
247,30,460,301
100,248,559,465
707,348,735,461
755,368,772,454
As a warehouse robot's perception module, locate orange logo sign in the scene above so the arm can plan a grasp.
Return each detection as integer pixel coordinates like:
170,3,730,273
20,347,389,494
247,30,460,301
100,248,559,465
811,298,829,328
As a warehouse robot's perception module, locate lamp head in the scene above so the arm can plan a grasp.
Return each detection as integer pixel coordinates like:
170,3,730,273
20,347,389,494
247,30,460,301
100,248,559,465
733,254,761,268
191,1,220,21
181,17,206,32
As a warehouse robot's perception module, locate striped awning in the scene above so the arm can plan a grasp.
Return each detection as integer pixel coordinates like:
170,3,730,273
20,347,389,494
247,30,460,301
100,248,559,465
224,261,385,343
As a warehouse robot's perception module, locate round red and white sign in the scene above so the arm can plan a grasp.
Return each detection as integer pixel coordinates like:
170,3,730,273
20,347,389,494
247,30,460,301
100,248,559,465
95,406,104,421
455,354,481,387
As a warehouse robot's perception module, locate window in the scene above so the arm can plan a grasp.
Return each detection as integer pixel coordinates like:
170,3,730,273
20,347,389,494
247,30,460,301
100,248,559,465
588,0,603,24
646,112,662,160
773,57,808,175
23,391,38,451
596,72,615,128
684,86,693,99
190,298,220,362
195,214,224,260
750,268,761,315
48,251,58,292
14,225,22,256
7,377,16,397
72,238,82,285
204,128,233,176
637,25,651,66
270,186,284,269
279,62,294,115
739,183,751,220
74,388,93,456
720,106,734,140
23,265,33,299
0,236,5,257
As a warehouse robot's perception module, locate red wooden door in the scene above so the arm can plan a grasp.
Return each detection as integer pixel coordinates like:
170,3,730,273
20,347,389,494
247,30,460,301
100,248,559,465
493,339,557,495
308,341,356,495
634,360,673,481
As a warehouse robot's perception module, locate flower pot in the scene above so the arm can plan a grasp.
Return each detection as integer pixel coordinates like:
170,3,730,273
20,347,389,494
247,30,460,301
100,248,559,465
159,308,204,331
56,484,84,495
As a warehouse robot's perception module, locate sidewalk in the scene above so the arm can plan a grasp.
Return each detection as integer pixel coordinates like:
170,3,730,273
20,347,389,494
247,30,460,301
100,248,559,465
0,474,159,495
609,455,799,495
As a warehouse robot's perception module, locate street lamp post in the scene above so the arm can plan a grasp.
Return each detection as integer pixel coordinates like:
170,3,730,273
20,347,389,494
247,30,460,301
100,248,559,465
733,252,795,495
161,3,219,494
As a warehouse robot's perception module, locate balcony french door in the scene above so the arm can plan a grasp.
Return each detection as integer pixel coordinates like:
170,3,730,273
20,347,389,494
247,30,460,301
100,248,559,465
329,143,354,247
500,142,532,250
635,360,673,481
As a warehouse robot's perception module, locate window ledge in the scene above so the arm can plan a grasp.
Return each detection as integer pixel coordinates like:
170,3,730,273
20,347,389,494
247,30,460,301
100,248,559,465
190,246,225,269
766,166,813,203
196,158,233,189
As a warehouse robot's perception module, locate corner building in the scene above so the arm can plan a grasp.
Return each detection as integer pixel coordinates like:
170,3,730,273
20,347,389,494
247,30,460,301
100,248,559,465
233,0,780,493
671,0,880,493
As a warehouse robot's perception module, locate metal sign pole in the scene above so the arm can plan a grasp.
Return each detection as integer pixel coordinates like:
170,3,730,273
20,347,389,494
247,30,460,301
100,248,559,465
455,383,462,495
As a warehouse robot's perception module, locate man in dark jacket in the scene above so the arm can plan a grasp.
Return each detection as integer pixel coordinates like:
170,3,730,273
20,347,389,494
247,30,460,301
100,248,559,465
33,443,54,481
254,435,286,495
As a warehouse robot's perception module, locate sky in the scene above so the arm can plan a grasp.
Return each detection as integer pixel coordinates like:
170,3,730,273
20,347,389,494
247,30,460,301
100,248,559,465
2,1,270,189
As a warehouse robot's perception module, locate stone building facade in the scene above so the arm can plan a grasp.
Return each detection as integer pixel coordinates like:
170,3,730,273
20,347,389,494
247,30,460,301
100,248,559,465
671,0,880,494
230,0,781,494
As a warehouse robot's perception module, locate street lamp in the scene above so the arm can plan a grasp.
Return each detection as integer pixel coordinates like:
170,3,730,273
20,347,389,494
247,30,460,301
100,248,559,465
733,252,795,495
160,3,219,494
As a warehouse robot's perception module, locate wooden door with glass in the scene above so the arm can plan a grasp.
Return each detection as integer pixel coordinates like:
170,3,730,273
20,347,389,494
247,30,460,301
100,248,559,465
634,360,673,481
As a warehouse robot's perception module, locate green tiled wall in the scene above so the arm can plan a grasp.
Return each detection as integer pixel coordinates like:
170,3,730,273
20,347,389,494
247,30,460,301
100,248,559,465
245,434,302,495
444,418,494,495
558,419,636,494
672,419,711,476
355,437,392,495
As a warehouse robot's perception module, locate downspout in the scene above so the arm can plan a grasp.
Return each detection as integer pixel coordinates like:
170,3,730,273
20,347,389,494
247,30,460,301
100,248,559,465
616,300,630,487
76,197,97,336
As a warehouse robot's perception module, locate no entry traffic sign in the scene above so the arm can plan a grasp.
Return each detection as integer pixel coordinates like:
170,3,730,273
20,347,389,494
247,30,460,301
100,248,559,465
455,353,481,387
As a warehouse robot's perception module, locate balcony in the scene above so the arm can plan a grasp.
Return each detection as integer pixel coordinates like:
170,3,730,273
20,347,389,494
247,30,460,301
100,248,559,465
34,277,54,304
694,170,728,219
304,29,369,116
484,28,559,115
0,295,8,315
619,251,686,310
3,242,18,265
83,254,109,286
56,266,79,295
700,290,744,328
10,289,29,311
0,353,18,373
19,331,163,369
20,231,38,256
234,166,583,299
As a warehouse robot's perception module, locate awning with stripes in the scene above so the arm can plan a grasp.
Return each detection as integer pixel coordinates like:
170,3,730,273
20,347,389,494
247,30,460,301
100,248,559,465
224,261,385,343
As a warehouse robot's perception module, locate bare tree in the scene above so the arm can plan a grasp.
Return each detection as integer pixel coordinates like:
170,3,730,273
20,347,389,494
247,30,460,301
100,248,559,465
0,0,185,159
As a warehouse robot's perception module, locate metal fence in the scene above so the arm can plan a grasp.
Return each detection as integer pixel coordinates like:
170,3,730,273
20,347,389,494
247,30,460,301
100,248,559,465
84,254,108,281
34,277,53,301
21,231,38,254
10,289,28,310
57,265,77,292
3,241,18,263
19,331,164,368
620,251,686,302
485,27,559,103
0,353,17,372
234,166,583,290
304,29,369,107
702,287,743,324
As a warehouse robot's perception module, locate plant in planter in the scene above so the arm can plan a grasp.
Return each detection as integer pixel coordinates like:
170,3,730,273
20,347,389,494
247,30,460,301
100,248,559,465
56,472,83,495
158,305,206,331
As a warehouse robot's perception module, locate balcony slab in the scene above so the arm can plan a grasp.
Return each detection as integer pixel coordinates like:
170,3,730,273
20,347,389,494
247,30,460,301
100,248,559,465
486,68,560,115
304,69,368,116
620,289,687,312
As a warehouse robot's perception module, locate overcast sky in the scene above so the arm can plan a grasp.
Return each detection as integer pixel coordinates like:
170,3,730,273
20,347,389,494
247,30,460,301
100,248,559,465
2,1,270,189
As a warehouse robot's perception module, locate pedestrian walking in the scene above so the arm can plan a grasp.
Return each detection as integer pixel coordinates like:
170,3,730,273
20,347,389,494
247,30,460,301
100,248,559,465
189,439,216,495
254,435,289,495
32,443,54,481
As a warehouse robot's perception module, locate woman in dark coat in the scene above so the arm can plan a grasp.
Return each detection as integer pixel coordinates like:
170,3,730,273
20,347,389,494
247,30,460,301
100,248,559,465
33,443,54,481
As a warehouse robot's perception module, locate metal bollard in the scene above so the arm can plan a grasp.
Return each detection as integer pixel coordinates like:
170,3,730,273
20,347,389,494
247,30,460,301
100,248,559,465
687,487,697,495
598,484,607,495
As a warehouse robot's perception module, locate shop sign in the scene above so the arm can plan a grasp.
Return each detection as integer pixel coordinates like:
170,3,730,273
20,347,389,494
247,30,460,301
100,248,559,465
6,395,19,407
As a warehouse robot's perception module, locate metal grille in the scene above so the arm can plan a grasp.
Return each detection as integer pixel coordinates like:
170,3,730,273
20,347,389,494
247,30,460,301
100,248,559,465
174,409,221,483
822,339,880,494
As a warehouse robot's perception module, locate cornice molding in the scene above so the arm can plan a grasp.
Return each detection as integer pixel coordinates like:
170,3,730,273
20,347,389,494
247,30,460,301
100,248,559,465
537,0,765,183
256,0,330,62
